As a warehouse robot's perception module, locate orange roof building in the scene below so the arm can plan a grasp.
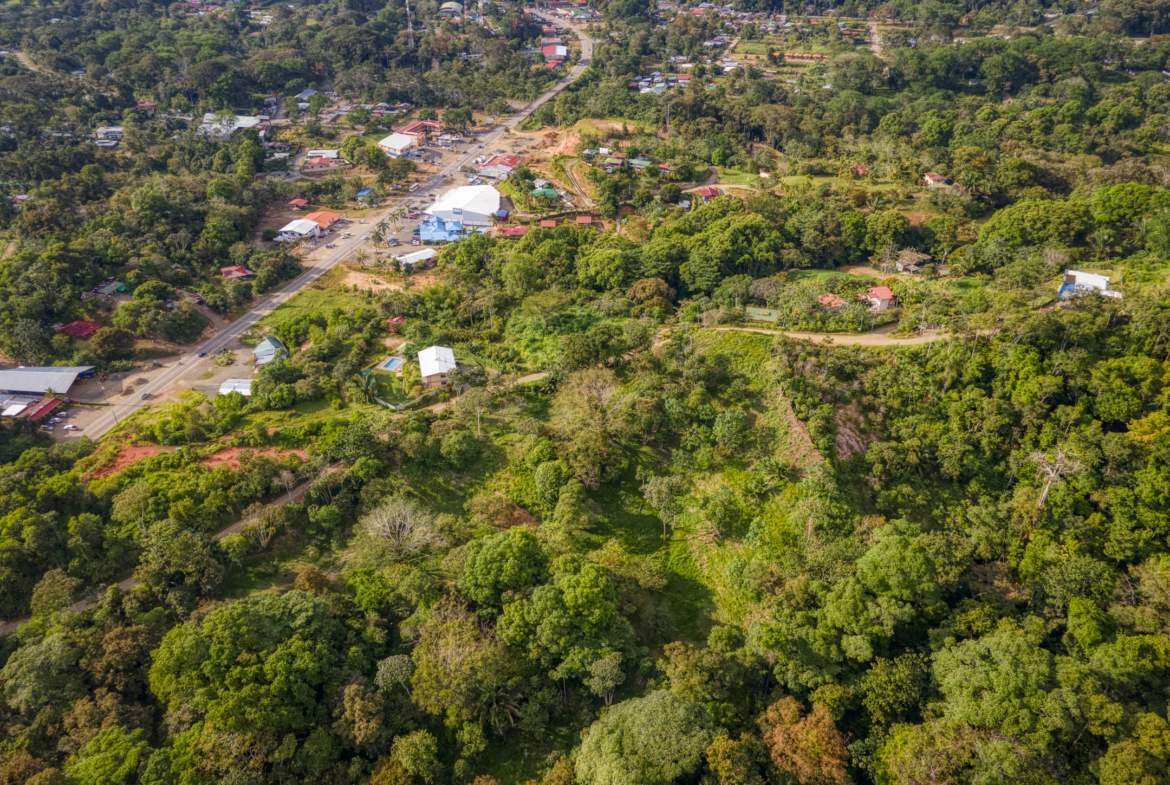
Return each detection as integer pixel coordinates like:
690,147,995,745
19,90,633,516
305,211,342,230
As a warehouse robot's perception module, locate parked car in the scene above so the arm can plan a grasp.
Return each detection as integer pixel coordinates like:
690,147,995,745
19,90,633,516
40,425,53,432
411,239,420,246
342,233,351,238
64,424,79,431
325,243,335,248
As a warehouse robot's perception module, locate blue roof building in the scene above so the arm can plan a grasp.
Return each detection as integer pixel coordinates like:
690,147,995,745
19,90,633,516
356,187,375,202
419,217,464,243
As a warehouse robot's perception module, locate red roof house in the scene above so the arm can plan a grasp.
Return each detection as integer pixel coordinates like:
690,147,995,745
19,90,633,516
858,286,896,312
501,225,530,236
576,215,595,225
58,321,101,338
305,211,342,230
540,219,558,228
221,266,255,280
288,198,308,208
817,293,846,310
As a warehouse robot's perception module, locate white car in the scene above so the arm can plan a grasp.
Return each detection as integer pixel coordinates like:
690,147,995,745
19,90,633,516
63,424,80,431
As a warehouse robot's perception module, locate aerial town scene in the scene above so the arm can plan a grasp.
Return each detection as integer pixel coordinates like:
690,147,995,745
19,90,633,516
0,0,1167,782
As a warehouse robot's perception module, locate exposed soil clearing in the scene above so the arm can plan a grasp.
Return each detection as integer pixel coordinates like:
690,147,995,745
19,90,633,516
88,445,175,479
202,447,308,470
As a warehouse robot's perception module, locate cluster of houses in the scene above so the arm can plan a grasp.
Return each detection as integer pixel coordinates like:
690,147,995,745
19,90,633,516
377,120,446,157
630,71,692,94
471,153,525,183
538,1,602,22
198,113,270,141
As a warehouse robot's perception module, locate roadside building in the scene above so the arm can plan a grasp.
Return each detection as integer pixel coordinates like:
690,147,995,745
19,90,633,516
276,218,321,242
252,337,288,366
426,185,502,226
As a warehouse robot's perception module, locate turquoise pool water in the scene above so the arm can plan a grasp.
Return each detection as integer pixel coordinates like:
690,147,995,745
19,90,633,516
380,357,405,371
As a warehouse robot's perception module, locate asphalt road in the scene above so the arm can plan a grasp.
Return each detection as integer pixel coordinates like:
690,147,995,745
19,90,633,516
75,12,594,442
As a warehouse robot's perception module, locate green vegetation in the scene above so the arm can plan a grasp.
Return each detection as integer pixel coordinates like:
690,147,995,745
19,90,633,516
6,2,1170,785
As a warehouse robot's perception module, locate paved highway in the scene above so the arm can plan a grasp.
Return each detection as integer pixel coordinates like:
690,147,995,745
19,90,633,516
77,11,594,441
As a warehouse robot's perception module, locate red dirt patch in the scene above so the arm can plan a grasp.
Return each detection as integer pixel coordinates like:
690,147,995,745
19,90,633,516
201,447,308,470
89,445,174,479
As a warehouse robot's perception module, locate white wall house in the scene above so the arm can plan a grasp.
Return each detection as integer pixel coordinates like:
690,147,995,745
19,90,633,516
418,346,458,389
378,132,417,157
276,218,321,242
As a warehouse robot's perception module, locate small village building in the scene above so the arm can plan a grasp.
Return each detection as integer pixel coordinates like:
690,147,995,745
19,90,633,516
378,132,417,157
252,337,288,366
221,266,255,280
818,293,846,310
1059,270,1123,299
418,346,458,389
276,218,321,242
218,379,253,397
859,286,896,311
396,248,438,267
57,321,101,338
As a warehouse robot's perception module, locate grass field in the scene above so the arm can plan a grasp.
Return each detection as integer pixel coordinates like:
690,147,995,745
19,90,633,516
257,268,354,328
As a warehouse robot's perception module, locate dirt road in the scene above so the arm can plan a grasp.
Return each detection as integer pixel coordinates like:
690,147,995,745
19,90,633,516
719,323,944,346
868,21,882,56
11,50,40,73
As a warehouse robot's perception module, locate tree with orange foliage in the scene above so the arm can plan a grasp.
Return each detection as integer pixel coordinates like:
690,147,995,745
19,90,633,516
757,697,850,785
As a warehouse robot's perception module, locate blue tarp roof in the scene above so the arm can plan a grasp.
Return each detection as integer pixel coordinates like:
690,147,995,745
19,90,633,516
356,188,374,198
495,209,509,218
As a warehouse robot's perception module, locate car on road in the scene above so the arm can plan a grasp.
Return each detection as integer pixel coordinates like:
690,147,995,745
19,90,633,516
198,352,207,357
141,393,152,399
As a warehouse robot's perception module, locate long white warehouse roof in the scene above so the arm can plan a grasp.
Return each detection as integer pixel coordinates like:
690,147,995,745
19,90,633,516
426,185,501,217
0,366,94,395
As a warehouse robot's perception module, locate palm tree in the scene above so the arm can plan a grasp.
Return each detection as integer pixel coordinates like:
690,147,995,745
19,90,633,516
348,372,381,404
370,229,383,246
376,218,390,236
354,249,370,267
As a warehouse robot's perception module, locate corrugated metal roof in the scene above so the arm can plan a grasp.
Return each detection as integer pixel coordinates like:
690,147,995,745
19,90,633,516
0,366,94,394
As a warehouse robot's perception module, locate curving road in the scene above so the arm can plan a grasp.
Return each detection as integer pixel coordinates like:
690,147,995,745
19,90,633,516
75,11,594,442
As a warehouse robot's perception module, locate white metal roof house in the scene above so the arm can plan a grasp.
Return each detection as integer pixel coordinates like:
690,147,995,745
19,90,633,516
1060,270,1122,299
378,132,417,157
218,379,253,397
396,248,437,267
426,185,501,227
417,346,458,389
252,337,288,366
276,218,321,242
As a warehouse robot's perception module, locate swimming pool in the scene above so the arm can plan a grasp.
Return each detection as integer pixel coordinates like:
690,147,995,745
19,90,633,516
380,357,405,372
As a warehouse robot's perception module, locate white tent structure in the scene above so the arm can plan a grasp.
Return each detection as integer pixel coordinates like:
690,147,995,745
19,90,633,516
425,185,501,227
